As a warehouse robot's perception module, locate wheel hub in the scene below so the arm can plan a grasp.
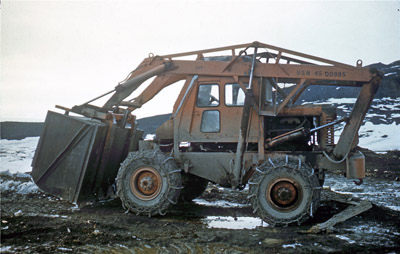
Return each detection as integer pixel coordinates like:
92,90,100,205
139,176,154,191
271,181,297,206
267,178,301,210
130,167,162,200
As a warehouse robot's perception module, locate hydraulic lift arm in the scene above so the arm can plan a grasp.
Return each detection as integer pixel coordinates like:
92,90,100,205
333,72,381,160
102,61,174,110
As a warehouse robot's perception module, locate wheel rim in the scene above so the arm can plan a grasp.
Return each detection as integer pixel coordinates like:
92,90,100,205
130,167,162,200
267,178,302,211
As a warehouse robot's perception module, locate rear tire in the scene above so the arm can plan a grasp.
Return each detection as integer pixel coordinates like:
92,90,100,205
116,150,182,216
248,156,320,226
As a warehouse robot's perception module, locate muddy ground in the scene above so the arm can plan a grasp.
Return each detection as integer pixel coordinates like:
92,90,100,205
1,151,400,253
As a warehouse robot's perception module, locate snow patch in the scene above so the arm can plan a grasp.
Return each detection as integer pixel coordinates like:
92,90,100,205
144,134,155,140
203,216,268,229
358,122,400,151
325,98,357,104
42,214,68,219
324,173,400,211
0,178,39,195
335,235,356,244
194,198,248,208
0,246,13,253
333,121,400,152
384,72,397,77
282,243,303,248
0,137,39,174
345,222,400,247
302,98,357,105
16,181,39,194
366,113,387,118
371,103,400,111
57,247,73,252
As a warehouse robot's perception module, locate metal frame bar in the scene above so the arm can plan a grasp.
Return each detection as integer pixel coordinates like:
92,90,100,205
276,79,306,114
161,41,354,69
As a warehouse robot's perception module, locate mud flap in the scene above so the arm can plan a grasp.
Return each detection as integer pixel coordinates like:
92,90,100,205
31,111,132,203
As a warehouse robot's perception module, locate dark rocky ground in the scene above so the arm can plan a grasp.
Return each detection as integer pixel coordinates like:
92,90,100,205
1,155,399,254
361,148,400,180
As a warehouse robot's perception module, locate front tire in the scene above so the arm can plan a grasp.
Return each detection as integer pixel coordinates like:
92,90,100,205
116,150,182,216
248,156,320,226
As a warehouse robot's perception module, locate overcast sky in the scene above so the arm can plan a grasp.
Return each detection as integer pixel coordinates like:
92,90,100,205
1,0,399,122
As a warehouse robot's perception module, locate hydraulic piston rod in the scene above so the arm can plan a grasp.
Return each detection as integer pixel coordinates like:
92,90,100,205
265,118,347,149
102,62,172,110
233,45,258,187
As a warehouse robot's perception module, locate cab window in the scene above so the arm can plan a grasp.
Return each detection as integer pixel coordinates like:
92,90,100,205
197,84,220,107
225,83,245,106
200,110,220,132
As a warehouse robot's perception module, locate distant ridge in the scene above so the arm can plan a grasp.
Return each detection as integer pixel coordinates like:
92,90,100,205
0,114,171,140
0,122,43,140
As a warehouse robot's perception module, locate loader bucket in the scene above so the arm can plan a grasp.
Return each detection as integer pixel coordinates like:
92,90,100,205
31,111,133,203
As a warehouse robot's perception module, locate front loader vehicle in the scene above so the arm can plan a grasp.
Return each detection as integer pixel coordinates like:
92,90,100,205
31,42,381,226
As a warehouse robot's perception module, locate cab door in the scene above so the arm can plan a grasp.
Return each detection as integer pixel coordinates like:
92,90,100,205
176,76,259,143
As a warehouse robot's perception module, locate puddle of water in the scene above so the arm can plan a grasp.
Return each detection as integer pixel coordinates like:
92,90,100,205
202,216,269,229
193,199,248,208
